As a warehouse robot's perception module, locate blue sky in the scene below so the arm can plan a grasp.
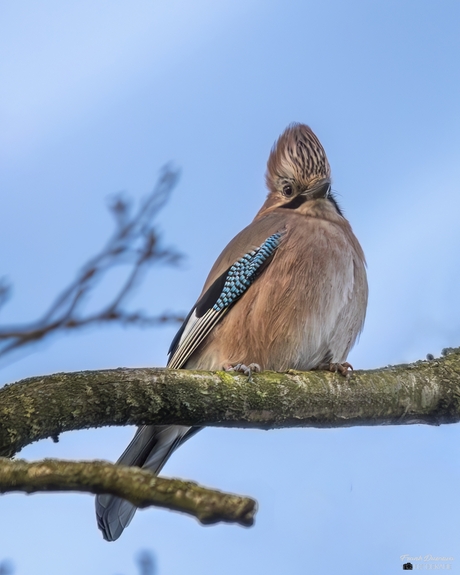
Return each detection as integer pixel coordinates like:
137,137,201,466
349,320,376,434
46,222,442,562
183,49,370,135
1,1,460,573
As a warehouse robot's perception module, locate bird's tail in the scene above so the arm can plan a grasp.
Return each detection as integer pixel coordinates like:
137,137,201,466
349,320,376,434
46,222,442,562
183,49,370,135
95,424,198,541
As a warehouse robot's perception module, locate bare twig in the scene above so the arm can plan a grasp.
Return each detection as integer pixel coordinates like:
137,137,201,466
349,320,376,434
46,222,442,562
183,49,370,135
0,458,256,527
136,551,157,575
0,560,13,575
0,166,184,362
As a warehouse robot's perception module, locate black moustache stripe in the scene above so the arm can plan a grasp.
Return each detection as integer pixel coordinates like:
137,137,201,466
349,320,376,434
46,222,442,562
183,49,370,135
280,182,333,210
279,194,308,210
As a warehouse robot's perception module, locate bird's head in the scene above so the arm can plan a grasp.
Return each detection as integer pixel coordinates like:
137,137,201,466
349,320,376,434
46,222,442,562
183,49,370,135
260,123,334,214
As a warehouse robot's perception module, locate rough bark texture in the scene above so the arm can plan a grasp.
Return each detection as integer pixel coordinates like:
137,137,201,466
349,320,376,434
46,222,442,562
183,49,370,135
0,457,255,526
1,349,460,459
1,348,460,525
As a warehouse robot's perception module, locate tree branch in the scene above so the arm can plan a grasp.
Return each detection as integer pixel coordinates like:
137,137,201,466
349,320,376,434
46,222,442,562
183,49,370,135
0,166,184,363
1,348,460,459
1,348,460,526
0,457,255,526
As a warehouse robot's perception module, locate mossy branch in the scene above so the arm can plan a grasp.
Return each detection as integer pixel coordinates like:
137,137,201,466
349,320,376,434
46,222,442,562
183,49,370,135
1,348,460,526
1,348,460,459
0,457,256,526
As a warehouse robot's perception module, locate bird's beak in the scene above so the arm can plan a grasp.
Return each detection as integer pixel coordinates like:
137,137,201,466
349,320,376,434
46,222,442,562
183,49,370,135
301,179,331,201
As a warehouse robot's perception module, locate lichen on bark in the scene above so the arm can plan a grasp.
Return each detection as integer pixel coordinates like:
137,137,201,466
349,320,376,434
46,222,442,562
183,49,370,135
1,347,460,524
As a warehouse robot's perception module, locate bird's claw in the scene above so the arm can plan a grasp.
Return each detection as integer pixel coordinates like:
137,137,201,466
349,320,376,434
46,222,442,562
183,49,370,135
315,361,353,377
328,362,353,377
224,362,261,380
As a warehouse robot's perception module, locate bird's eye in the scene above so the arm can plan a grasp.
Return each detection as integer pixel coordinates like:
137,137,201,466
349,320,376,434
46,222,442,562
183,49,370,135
282,185,293,197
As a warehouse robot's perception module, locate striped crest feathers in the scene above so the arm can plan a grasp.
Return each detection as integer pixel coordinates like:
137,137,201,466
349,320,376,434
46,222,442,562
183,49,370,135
265,123,331,193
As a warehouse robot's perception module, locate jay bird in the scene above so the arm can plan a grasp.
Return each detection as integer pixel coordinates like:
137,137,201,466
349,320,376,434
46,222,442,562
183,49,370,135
96,122,368,541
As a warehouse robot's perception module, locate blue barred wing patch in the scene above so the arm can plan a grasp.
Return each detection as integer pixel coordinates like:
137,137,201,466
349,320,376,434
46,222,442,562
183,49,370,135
168,231,283,369
213,232,282,311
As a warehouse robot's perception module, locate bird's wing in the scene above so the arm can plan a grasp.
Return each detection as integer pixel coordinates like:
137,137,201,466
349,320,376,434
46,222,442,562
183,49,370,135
167,213,288,369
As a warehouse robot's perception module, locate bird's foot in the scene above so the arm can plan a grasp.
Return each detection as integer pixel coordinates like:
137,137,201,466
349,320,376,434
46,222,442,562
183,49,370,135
315,361,353,377
224,362,261,381
327,362,353,377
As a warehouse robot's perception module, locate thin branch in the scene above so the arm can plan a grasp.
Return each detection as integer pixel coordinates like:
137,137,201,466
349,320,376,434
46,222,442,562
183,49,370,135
0,457,256,527
0,279,11,311
1,348,460,458
1,350,459,526
0,166,184,362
